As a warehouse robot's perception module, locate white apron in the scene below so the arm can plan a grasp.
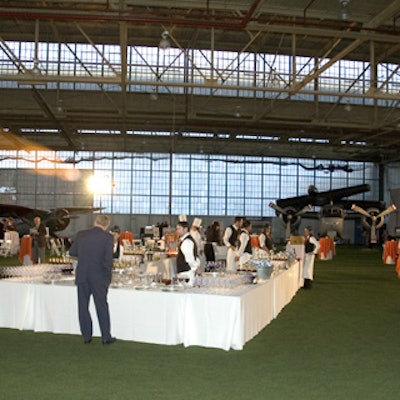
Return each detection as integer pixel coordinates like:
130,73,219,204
226,247,237,272
303,252,316,280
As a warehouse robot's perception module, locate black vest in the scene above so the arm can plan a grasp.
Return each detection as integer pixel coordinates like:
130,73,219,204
228,225,240,247
176,235,198,273
304,236,316,253
243,230,252,254
113,242,120,259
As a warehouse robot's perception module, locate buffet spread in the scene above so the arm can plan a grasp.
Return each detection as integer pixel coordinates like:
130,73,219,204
0,248,302,350
1,249,296,294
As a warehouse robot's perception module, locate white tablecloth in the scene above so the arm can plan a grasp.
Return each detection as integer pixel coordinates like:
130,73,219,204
4,230,20,255
0,262,300,351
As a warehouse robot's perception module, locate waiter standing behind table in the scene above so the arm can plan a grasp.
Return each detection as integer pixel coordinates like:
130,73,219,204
223,216,244,272
176,220,201,286
190,217,204,271
303,226,320,290
69,214,116,345
235,220,253,269
110,225,124,262
259,223,274,255
204,220,222,262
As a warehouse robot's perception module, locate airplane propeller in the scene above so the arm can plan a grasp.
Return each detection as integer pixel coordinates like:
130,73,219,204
351,203,397,243
269,203,312,240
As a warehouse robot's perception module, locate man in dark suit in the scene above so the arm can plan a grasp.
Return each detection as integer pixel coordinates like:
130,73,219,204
31,216,47,263
69,214,116,345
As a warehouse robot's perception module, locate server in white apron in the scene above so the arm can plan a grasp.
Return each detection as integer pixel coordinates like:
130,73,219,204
303,226,320,289
222,216,244,272
235,220,253,269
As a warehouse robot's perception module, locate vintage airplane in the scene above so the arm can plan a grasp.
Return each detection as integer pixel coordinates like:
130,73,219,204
351,203,397,244
269,184,387,240
0,204,103,237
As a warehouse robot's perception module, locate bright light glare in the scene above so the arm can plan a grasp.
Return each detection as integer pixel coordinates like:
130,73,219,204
87,175,113,195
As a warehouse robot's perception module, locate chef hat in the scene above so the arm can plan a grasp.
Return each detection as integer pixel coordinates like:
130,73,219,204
192,217,202,228
178,214,187,222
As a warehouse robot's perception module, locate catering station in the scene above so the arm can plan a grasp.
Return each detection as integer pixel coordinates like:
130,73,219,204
0,238,302,351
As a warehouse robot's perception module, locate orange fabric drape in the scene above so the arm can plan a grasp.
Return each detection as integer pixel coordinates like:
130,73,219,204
318,237,335,260
383,240,397,265
394,241,400,278
165,232,179,256
250,235,260,248
19,235,32,264
396,260,400,279
120,231,133,245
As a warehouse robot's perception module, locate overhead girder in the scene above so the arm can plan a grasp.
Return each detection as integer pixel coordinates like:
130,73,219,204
0,1,400,164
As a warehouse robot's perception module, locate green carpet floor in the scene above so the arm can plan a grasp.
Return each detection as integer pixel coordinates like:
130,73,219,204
1,245,400,400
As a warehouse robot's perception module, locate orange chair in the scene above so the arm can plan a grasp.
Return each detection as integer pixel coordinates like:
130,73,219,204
250,234,260,248
19,235,33,264
383,240,397,264
395,241,400,277
319,237,335,260
120,231,133,245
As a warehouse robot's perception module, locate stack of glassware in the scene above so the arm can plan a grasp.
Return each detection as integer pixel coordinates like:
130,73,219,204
194,272,254,292
204,260,226,273
1,263,72,282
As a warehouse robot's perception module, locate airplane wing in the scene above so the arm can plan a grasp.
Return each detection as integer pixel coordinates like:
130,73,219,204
64,206,103,214
276,184,371,209
0,205,102,219
333,199,386,212
0,204,49,219
272,184,384,240
0,204,103,236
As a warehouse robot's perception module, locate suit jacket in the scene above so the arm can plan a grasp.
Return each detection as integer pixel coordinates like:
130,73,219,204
69,226,114,285
32,222,47,247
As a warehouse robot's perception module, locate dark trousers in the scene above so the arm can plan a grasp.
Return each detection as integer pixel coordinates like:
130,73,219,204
204,243,215,262
77,281,112,342
33,243,45,263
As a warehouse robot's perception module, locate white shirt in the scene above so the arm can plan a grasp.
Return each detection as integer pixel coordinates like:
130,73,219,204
259,233,266,248
180,233,200,271
190,228,203,255
223,225,238,248
236,230,250,257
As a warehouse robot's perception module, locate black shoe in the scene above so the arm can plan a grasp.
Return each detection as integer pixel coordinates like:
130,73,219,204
102,337,117,345
84,339,92,344
303,279,313,289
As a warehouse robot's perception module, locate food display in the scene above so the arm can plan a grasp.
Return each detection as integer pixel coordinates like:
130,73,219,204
1,244,299,294
123,247,145,256
270,251,290,270
49,255,72,264
240,250,297,280
113,261,132,269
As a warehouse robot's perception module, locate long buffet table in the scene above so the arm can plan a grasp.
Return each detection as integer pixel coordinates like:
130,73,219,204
0,261,301,351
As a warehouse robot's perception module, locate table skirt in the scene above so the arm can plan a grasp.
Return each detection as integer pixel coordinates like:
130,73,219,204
0,262,300,351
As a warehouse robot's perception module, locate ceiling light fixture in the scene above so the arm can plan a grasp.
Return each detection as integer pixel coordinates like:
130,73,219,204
234,106,241,118
149,88,159,101
31,58,42,75
339,0,351,21
159,31,171,50
344,101,352,112
56,98,64,113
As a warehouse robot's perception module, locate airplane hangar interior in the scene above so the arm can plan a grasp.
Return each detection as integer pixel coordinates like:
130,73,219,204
1,0,400,244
